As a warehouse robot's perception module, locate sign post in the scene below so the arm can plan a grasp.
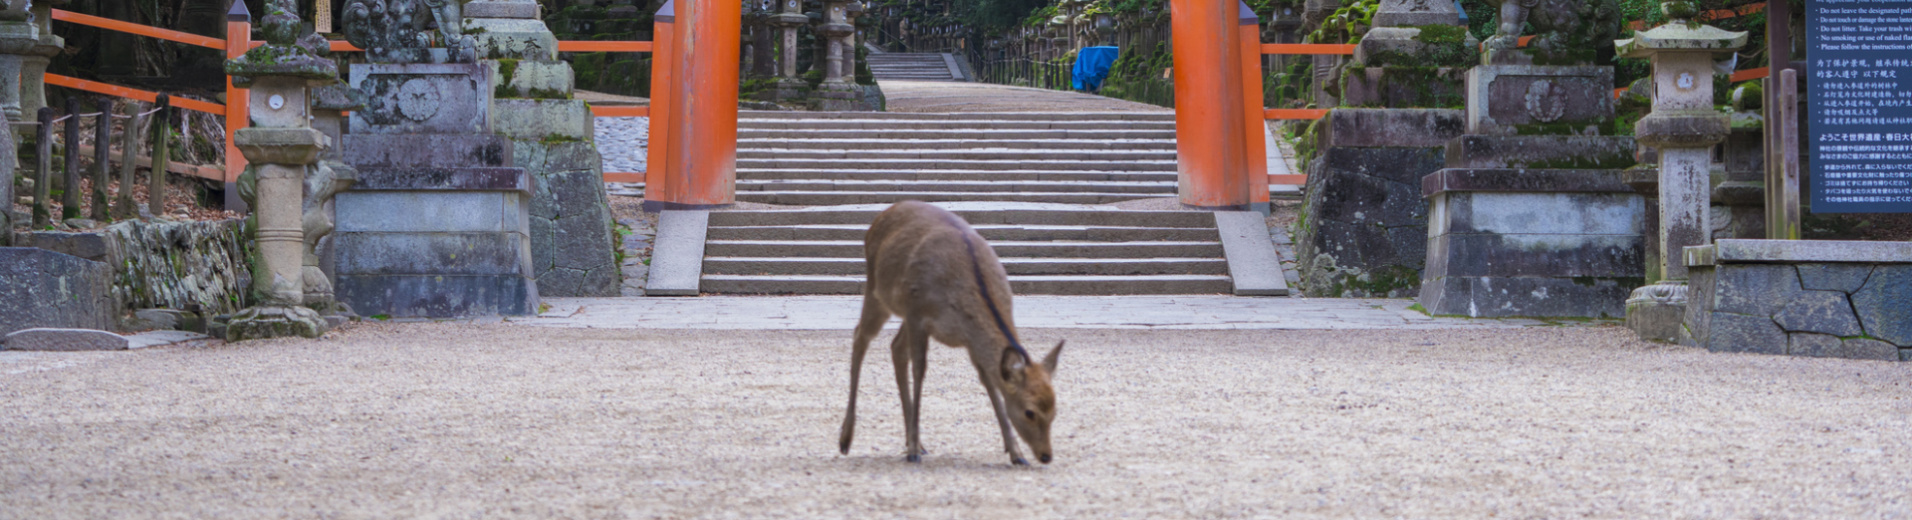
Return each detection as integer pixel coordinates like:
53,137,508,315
1805,0,1912,214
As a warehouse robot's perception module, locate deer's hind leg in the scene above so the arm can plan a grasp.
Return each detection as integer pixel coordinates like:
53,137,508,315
839,297,891,455
891,319,927,462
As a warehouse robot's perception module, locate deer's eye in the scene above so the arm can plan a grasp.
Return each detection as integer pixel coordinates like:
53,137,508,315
1024,410,1037,420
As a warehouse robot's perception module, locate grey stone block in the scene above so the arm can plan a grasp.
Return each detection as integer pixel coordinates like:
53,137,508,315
1773,290,1864,337
647,211,709,297
125,330,209,349
465,0,540,19
351,167,530,192
1318,109,1465,148
1339,67,1468,109
1373,0,1462,25
334,232,532,276
1853,265,1912,347
1626,297,1684,343
1425,233,1642,278
2,328,127,351
348,63,493,135
1215,211,1289,296
1788,332,1841,357
339,134,514,169
467,17,561,61
1293,146,1438,297
337,274,537,318
1424,168,1635,197
1711,264,1799,317
1686,239,1912,266
1789,333,1897,360
490,60,574,99
0,248,115,336
103,219,252,317
1429,191,1642,235
13,230,115,261
1443,135,1637,169
553,218,616,272
1704,312,1787,355
1796,264,1873,293
1418,275,1636,318
336,192,527,233
1466,65,1615,136
491,99,593,141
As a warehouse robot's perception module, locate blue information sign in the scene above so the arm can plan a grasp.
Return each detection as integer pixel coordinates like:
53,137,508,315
1808,0,1912,213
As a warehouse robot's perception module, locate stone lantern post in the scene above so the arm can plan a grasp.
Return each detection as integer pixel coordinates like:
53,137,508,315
0,1,34,122
814,0,858,110
770,0,808,101
1616,1,1746,342
223,0,340,340
20,0,62,117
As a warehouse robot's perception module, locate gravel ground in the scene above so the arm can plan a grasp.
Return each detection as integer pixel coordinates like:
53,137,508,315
4,323,1911,518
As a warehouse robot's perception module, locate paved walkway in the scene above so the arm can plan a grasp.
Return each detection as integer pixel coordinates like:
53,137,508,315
516,295,1558,330
879,79,1170,113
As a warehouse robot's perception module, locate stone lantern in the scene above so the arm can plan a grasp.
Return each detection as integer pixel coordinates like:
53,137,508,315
0,1,34,122
770,0,809,100
814,0,858,110
19,0,62,117
223,0,340,340
1616,1,1746,341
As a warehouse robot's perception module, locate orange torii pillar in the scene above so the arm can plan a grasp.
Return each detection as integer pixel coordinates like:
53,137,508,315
644,0,741,210
1171,0,1261,212
224,1,251,212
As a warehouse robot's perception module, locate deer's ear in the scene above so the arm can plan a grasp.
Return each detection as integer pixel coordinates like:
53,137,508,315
1000,347,1028,381
1042,340,1064,375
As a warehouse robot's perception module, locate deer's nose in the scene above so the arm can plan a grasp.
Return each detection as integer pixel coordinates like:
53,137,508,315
1039,453,1052,464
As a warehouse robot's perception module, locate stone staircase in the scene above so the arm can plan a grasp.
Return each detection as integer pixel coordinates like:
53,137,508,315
645,111,1287,297
735,111,1177,205
867,52,962,81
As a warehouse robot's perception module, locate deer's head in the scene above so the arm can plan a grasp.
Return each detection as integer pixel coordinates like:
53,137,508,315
1000,341,1063,464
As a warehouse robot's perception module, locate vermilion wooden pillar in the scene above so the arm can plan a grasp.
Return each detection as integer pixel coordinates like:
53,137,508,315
224,1,251,212
1171,0,1251,210
1237,2,1268,212
648,0,741,210
644,1,678,209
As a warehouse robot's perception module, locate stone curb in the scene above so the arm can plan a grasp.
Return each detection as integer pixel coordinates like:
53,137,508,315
646,210,710,296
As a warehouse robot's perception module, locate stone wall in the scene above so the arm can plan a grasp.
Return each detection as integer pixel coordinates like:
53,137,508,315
1292,109,1462,298
15,219,252,318
0,247,114,336
1683,240,1912,361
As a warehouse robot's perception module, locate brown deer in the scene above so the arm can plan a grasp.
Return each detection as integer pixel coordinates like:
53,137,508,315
838,201,1064,466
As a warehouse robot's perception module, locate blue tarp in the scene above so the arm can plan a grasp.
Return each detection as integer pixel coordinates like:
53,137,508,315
1072,46,1120,91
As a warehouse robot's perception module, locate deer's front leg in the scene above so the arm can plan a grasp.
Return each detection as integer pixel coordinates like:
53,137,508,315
839,300,890,455
975,364,1029,466
907,322,930,460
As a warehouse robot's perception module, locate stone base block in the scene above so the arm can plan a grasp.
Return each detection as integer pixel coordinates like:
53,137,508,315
337,191,529,234
0,247,114,336
1293,145,1444,298
1682,240,1912,360
225,306,329,341
1338,67,1467,109
340,134,514,170
335,232,532,276
1418,169,1645,318
1352,28,1478,69
1625,282,1686,342
338,274,538,318
1444,135,1636,169
349,63,493,135
466,0,540,19
491,99,593,141
1466,64,1615,136
489,59,574,99
465,18,560,61
3,328,128,351
1316,108,1465,149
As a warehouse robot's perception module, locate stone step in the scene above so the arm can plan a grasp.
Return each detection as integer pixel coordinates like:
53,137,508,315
700,274,1234,295
735,168,1178,182
735,179,1174,194
738,111,1175,121
735,158,1178,172
736,119,1177,131
704,240,1223,258
734,190,1167,205
705,224,1220,242
735,149,1178,161
736,129,1178,140
704,256,1229,276
710,209,1216,227
736,138,1177,151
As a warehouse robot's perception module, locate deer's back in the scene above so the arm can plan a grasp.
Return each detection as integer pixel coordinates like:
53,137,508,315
862,202,1015,343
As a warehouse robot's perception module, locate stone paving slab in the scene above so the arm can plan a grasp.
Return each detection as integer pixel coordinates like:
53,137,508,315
515,296,1556,330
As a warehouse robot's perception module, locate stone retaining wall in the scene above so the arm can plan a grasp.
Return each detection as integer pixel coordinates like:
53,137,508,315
1683,240,1912,361
15,219,253,318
